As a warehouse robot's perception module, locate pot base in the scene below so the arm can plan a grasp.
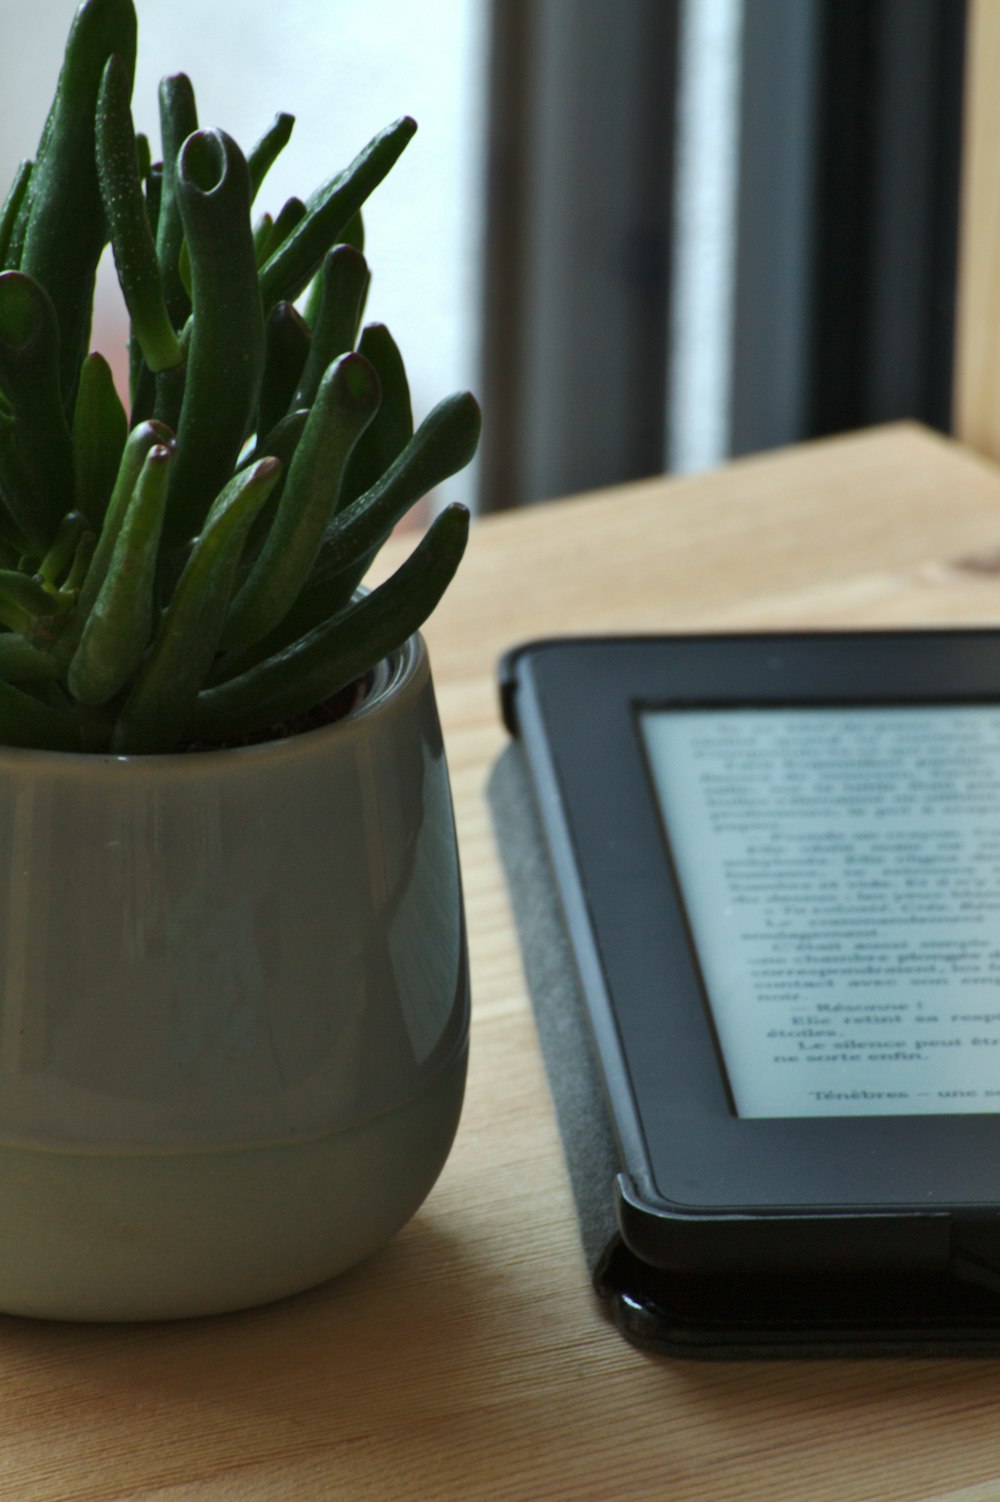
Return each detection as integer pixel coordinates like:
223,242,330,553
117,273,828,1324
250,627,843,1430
0,1044,467,1322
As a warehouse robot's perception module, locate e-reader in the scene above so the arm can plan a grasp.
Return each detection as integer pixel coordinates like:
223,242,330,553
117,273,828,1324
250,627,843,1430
495,631,1000,1355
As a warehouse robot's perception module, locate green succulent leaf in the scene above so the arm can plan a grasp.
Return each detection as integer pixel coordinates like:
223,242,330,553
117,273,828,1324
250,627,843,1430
252,212,274,265
313,391,481,590
0,436,47,559
96,53,183,374
0,678,78,750
67,441,172,705
301,210,366,329
155,72,198,329
72,351,128,527
166,128,265,545
63,418,173,664
0,271,73,548
257,301,311,443
0,161,32,270
134,131,151,180
339,321,413,508
222,351,380,649
338,209,364,254
233,404,307,563
244,406,308,473
247,112,294,202
0,633,60,684
20,0,138,401
39,510,87,585
194,502,469,741
289,245,369,412
214,391,479,682
111,456,282,752
65,530,96,594
0,568,71,638
259,196,306,263
151,318,191,433
258,116,416,309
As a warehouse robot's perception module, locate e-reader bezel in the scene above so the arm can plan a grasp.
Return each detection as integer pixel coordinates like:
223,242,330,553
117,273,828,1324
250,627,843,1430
500,631,1000,1278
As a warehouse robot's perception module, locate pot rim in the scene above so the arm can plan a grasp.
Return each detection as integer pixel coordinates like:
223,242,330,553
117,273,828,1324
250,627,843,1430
0,630,428,778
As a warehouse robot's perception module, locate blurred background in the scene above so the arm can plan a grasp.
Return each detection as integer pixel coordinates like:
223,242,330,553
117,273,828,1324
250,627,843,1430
0,0,975,515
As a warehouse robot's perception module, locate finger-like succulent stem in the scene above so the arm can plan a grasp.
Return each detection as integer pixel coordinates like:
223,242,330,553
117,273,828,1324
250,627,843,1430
0,437,46,557
68,442,171,704
253,212,274,264
0,679,78,750
40,510,87,584
0,634,60,684
245,407,308,472
0,272,73,547
339,210,365,254
135,131,151,177
236,405,307,558
65,419,173,660
129,352,156,423
257,301,310,443
215,392,479,681
259,196,306,262
20,0,138,401
155,72,198,329
258,116,416,309
247,112,294,202
97,54,183,374
112,456,281,752
152,319,191,432
302,210,366,329
0,162,32,270
289,245,369,412
194,502,469,740
72,351,127,526
167,128,264,545
65,531,96,594
222,351,379,649
339,322,412,508
0,568,71,637
313,391,481,590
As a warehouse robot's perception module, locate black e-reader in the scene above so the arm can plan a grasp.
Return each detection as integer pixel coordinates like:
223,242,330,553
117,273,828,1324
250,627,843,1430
492,631,1000,1357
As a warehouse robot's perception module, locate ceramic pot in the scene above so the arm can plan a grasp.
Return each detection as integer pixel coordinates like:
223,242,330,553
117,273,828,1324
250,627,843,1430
0,632,468,1320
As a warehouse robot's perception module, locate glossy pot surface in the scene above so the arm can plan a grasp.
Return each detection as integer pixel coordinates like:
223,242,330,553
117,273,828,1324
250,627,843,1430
0,633,468,1318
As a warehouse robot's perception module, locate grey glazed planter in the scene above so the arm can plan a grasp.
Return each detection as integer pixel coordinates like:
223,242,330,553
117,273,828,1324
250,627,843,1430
0,632,468,1320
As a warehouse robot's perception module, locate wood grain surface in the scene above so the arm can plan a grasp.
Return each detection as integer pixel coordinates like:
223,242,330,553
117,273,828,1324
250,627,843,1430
954,0,1000,461
11,424,1000,1501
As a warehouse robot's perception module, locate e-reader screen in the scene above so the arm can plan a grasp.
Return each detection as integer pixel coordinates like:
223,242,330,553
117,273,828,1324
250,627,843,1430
640,704,1000,1120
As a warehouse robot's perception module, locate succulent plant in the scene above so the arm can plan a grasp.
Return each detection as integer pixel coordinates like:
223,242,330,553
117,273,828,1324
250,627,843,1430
0,0,479,754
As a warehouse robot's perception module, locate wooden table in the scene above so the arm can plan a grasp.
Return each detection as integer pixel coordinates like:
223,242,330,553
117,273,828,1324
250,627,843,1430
15,423,1000,1501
